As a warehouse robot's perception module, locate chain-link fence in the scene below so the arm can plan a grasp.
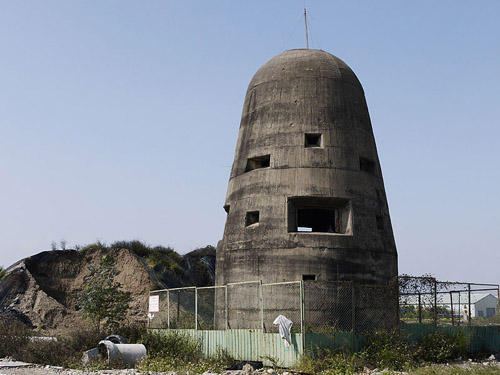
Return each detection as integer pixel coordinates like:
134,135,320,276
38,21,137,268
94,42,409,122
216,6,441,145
149,278,499,333
399,276,500,327
149,280,398,333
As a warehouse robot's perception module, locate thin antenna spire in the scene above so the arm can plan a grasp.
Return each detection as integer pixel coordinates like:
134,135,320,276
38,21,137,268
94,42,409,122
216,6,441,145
304,8,309,49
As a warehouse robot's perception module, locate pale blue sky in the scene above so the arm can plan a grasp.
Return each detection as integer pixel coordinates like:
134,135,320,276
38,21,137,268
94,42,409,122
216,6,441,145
1,1,499,283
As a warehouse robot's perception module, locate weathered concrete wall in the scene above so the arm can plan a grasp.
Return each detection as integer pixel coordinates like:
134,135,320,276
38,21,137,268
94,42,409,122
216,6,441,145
216,49,397,291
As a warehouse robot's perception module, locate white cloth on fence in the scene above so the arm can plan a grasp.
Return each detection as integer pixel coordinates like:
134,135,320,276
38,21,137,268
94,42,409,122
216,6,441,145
273,315,293,347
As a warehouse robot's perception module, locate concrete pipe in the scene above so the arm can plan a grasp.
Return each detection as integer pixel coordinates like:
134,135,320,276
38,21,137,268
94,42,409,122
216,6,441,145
98,340,147,365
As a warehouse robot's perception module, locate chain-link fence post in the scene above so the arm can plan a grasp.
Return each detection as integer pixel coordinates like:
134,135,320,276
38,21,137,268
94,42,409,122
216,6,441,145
433,279,438,328
225,285,228,330
300,280,305,335
259,280,264,331
468,283,472,327
194,287,198,330
497,286,500,317
167,289,170,329
418,292,422,323
450,291,455,326
351,281,356,351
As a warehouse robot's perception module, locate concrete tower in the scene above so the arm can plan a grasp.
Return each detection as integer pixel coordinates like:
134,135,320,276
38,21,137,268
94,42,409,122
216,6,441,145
216,49,397,288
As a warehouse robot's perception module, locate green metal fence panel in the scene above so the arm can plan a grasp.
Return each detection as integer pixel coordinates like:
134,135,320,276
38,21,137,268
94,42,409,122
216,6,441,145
155,329,303,367
400,323,500,353
305,332,365,352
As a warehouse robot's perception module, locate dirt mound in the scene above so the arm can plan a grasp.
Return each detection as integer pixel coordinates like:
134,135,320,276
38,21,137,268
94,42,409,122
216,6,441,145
0,244,215,329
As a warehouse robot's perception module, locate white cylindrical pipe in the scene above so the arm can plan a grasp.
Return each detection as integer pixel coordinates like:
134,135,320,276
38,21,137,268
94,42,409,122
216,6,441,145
98,340,147,365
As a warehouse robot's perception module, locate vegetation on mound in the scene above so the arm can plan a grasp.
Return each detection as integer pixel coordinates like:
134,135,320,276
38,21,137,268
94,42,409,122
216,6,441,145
0,266,5,283
75,240,215,289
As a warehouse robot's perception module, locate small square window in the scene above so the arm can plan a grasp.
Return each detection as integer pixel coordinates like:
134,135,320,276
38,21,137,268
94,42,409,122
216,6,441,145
305,133,322,148
245,155,270,172
245,211,260,227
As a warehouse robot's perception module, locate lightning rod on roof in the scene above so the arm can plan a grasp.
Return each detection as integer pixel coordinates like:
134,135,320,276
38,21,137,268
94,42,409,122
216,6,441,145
304,8,309,49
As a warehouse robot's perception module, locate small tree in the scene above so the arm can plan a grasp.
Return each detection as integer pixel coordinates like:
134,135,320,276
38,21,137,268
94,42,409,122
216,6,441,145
77,255,132,334
0,266,6,283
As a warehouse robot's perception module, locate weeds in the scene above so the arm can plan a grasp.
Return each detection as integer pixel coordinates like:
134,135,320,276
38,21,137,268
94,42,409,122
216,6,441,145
409,364,500,374
137,331,235,373
296,330,471,374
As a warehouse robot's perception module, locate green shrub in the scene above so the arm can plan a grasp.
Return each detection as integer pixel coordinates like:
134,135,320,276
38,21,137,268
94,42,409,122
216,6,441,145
139,330,201,361
417,331,468,363
0,318,103,367
137,331,234,373
362,330,416,370
297,348,362,375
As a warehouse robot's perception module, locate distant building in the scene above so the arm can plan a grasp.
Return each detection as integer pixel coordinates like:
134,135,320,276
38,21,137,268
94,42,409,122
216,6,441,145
464,293,498,319
401,292,499,320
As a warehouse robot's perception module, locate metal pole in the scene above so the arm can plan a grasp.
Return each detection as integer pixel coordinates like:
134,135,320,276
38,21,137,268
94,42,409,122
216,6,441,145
300,280,305,335
177,291,180,324
167,290,170,329
434,279,438,328
468,283,472,327
303,8,309,49
225,285,229,330
195,287,198,330
458,292,461,326
300,280,306,353
418,292,422,324
259,281,264,331
351,281,356,352
497,286,500,316
450,291,454,326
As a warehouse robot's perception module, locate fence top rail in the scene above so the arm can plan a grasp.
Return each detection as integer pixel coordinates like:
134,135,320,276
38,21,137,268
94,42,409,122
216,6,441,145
263,281,301,286
150,286,197,293
400,288,499,297
196,285,227,290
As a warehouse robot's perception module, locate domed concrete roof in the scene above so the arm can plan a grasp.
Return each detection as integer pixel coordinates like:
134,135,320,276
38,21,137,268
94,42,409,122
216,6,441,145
249,49,362,91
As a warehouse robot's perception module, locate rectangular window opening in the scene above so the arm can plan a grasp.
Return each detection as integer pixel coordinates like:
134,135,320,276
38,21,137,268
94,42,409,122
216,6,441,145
302,274,317,281
360,156,376,174
288,197,352,234
298,208,335,232
305,133,322,148
245,211,260,227
245,155,270,172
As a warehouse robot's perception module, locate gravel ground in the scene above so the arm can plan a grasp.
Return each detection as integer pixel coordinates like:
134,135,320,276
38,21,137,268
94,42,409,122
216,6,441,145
2,358,500,375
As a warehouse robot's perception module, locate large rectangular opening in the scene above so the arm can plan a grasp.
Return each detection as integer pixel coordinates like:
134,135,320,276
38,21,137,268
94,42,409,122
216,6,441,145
288,197,352,234
297,208,335,232
245,155,270,172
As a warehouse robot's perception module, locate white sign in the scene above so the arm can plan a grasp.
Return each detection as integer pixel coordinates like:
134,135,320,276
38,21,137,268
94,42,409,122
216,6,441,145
149,295,160,313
